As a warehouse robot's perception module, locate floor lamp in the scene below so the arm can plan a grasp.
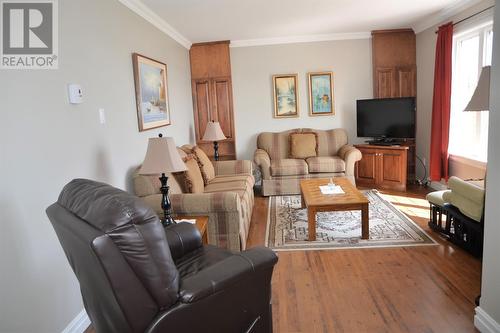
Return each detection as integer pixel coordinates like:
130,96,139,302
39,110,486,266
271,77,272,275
464,66,491,306
139,134,186,227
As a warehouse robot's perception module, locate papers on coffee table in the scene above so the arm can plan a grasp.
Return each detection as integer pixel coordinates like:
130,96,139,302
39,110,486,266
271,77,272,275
177,219,197,224
319,184,345,195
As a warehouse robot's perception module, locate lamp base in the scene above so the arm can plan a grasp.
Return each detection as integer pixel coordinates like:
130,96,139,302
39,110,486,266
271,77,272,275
159,173,176,228
161,216,176,227
213,141,219,161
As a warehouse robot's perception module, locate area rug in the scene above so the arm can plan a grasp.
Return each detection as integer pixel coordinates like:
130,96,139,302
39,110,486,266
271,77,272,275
265,190,437,251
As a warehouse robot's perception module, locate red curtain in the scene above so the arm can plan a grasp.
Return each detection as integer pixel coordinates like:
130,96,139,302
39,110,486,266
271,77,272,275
429,22,453,182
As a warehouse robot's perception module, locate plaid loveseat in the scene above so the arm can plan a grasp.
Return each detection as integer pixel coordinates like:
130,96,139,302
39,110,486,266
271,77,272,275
254,128,361,196
134,145,254,252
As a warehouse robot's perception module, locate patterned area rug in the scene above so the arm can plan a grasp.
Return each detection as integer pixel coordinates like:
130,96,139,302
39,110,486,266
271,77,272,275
266,190,437,251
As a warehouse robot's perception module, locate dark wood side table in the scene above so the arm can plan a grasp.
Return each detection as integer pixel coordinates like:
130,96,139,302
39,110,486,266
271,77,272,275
175,215,208,245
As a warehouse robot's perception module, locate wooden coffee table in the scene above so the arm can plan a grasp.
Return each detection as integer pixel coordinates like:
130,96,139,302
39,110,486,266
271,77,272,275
300,177,370,241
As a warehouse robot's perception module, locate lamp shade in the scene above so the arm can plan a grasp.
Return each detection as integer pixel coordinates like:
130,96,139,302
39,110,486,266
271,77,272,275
139,136,187,175
464,66,491,112
202,121,226,141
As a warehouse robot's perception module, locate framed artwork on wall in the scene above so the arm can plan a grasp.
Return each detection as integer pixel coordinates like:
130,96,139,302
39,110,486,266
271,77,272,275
308,72,335,116
132,53,171,131
272,74,299,118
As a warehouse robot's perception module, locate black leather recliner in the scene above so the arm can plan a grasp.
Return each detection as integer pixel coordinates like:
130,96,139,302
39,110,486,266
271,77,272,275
46,179,278,333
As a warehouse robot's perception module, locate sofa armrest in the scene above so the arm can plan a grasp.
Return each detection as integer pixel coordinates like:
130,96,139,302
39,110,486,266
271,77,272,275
446,176,485,204
337,145,362,177
442,176,485,222
142,192,244,251
179,247,278,303
164,222,202,260
254,149,271,180
142,192,241,216
213,160,253,176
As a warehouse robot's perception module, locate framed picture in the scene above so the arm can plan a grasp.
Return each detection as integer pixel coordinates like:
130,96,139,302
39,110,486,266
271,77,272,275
308,72,334,116
272,74,299,118
132,53,171,131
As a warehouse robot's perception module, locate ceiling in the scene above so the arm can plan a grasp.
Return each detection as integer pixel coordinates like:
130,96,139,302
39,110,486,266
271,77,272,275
138,0,481,45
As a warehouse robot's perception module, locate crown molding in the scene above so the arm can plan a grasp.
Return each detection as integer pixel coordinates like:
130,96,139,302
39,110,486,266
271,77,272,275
412,0,488,33
117,0,191,49
230,32,371,48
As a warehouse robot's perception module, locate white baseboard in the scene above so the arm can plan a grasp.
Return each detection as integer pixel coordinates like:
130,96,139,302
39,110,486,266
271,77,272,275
429,181,448,191
62,309,90,333
475,307,500,333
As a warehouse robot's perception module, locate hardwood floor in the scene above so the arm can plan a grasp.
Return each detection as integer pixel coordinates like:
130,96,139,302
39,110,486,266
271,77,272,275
87,186,481,333
254,186,481,333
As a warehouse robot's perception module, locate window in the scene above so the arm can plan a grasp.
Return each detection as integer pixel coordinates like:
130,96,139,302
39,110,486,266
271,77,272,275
448,22,493,163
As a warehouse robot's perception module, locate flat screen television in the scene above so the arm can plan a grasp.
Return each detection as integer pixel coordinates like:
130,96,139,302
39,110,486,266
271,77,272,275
356,97,416,139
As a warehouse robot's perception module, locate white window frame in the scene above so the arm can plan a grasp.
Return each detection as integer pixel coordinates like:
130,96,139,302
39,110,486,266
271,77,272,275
449,13,493,164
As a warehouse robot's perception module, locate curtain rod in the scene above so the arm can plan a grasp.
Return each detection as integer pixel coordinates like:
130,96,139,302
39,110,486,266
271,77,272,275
435,5,495,33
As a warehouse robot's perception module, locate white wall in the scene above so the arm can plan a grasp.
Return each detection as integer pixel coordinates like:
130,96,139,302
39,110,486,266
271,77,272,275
0,0,193,332
477,1,500,329
230,39,373,160
415,0,494,181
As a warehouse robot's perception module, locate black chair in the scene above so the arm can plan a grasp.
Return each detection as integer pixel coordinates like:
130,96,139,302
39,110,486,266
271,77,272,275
46,179,278,333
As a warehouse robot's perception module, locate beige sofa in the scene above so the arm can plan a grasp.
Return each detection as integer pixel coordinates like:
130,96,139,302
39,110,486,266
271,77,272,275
134,145,254,252
254,128,362,196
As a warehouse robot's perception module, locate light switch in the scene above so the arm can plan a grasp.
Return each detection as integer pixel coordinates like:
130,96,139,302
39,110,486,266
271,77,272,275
68,84,83,104
99,108,106,124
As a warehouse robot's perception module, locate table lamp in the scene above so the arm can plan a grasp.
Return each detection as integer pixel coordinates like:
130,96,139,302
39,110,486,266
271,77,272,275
202,121,226,161
139,134,186,226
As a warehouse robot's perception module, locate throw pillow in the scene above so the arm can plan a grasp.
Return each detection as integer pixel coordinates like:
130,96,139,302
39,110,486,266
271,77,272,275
191,146,215,184
181,155,205,193
289,132,318,159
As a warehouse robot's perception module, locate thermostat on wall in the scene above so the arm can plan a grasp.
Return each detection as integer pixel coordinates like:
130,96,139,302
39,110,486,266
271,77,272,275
68,84,83,104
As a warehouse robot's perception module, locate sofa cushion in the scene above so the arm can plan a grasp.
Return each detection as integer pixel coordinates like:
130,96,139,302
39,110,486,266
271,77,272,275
314,128,348,156
306,156,345,173
182,156,205,194
270,159,308,177
289,132,318,159
204,180,250,193
191,146,215,184
208,174,255,188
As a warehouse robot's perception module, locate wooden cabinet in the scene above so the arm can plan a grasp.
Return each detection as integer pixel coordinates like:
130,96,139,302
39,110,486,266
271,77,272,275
374,67,395,98
192,76,234,139
355,145,409,192
374,66,416,98
190,41,236,159
211,77,234,139
372,29,416,98
397,66,416,97
371,29,416,183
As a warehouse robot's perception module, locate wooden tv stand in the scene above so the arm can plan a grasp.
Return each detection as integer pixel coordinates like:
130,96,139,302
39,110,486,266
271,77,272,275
354,144,409,192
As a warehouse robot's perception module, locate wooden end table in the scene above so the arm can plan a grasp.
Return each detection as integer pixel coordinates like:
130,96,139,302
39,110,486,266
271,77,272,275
175,215,209,245
300,177,370,241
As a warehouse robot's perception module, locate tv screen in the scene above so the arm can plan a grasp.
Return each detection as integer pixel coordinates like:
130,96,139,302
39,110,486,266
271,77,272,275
357,97,416,138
